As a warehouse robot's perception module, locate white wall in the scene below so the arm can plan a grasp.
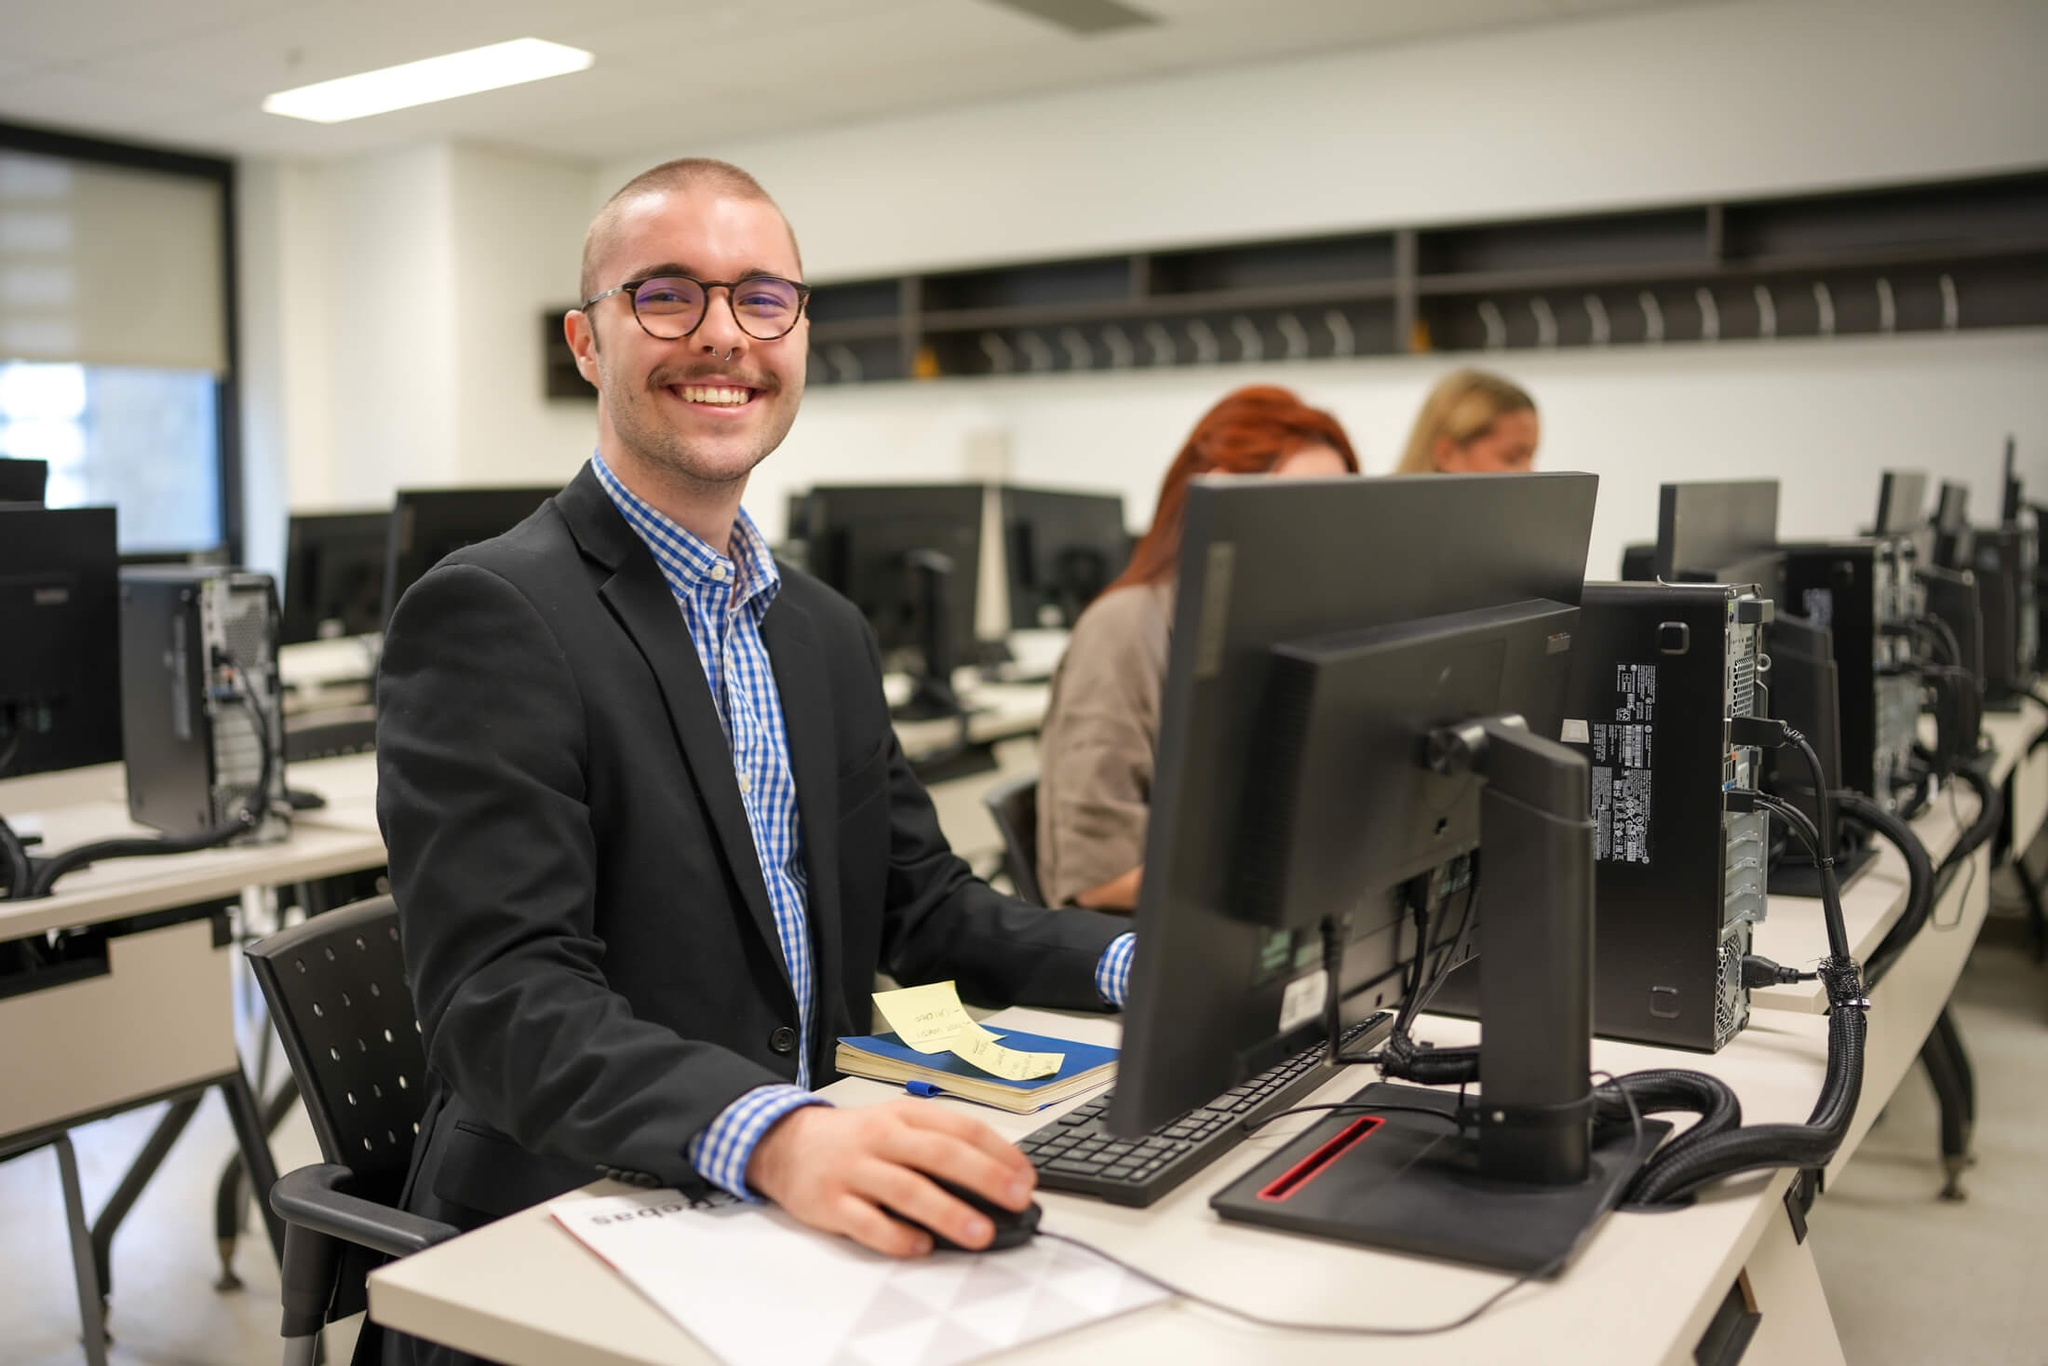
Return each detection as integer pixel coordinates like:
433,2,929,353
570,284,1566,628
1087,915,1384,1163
768,328,2048,581
237,0,2047,577
237,141,600,570
604,0,2048,282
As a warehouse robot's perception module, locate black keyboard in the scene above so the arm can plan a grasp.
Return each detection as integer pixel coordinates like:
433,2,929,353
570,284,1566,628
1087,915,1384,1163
1019,1012,1395,1207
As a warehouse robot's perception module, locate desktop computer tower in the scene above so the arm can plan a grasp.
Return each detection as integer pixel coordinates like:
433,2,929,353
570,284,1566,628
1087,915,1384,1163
1781,538,1922,808
1565,581,1771,1052
1969,524,2038,709
120,568,290,844
1433,581,1771,1051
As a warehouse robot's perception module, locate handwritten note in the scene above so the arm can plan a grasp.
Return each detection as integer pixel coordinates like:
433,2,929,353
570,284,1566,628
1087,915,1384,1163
871,981,981,1053
952,1021,1064,1081
870,982,1065,1080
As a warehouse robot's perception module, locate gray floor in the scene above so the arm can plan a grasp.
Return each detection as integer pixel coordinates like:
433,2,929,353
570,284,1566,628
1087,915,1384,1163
2,921,2043,1366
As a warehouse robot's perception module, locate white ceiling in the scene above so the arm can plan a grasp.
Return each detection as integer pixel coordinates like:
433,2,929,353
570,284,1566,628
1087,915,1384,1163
1,0,1687,163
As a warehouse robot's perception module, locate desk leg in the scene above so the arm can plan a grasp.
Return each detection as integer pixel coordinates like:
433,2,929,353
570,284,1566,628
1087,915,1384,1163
216,1068,286,1291
90,1092,203,1303
214,1073,300,1289
55,1136,111,1366
1920,1006,1976,1200
1734,1206,1846,1366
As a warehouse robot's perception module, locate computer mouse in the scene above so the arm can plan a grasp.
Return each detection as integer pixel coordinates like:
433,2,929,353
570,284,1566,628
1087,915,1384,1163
884,1177,1040,1252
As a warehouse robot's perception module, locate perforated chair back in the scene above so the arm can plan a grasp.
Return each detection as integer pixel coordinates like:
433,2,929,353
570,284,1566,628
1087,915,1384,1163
245,896,425,1204
982,771,1045,906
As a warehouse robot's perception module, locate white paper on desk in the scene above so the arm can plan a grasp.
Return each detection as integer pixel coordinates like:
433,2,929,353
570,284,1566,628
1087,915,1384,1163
551,1190,1166,1366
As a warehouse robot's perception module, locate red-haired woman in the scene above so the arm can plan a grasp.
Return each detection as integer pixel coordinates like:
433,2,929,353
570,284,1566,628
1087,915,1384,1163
1035,385,1359,910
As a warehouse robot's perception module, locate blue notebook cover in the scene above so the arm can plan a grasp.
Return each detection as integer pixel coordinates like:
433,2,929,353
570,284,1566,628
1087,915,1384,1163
837,1028,1119,1092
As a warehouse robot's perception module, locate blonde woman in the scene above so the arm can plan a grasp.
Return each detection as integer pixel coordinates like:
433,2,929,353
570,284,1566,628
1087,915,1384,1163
1396,369,1539,474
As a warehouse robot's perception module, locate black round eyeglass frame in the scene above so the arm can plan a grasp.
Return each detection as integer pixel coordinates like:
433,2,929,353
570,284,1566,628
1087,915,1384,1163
580,273,812,342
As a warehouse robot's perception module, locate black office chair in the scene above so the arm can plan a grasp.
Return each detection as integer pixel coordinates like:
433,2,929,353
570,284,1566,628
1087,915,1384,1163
982,771,1045,905
245,896,457,1366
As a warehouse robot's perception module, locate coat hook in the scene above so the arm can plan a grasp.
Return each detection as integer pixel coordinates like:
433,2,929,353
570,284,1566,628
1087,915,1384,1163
1812,282,1835,338
1584,294,1610,346
1940,274,1959,331
1639,291,1664,344
827,344,863,383
979,333,1014,374
1754,285,1776,341
1101,325,1134,368
1276,312,1309,361
1324,309,1355,357
1478,300,1507,350
1876,277,1896,334
1186,319,1221,365
1530,297,1557,348
1018,331,1054,373
1059,327,1093,370
1695,287,1719,343
1229,316,1263,363
1144,322,1175,366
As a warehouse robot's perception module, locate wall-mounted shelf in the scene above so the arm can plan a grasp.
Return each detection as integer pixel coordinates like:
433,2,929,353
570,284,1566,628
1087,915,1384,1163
541,168,2048,397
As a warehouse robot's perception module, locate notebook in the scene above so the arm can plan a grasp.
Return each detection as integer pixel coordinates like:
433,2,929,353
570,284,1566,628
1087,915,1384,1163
835,1028,1118,1113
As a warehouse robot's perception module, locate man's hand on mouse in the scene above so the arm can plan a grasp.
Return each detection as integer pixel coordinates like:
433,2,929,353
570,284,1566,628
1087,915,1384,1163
746,1101,1036,1257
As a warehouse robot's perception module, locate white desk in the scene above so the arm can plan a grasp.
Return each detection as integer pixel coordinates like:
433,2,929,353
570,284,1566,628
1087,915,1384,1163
360,710,2048,1366
369,1000,1852,1366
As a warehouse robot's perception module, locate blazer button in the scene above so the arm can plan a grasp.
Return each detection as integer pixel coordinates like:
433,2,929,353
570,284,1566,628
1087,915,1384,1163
769,1026,798,1055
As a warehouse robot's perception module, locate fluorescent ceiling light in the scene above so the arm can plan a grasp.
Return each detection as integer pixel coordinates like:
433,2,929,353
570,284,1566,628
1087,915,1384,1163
263,38,594,123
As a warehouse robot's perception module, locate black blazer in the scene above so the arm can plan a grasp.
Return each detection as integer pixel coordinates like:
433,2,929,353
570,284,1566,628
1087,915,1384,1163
376,462,1128,1236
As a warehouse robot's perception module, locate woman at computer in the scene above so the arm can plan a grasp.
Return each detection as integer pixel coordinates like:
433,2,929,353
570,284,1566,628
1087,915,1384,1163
1395,368,1540,473
1035,385,1359,910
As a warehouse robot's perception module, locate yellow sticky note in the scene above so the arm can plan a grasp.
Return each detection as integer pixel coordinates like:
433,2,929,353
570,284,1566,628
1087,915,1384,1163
952,1021,1064,1081
872,980,979,1054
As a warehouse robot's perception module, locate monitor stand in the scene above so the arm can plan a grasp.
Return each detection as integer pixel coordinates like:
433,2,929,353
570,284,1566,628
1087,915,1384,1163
1213,714,1665,1274
1209,1082,1668,1274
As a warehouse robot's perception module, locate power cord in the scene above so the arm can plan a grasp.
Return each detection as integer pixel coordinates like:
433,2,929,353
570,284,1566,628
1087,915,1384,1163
19,669,277,900
1034,1229,1569,1338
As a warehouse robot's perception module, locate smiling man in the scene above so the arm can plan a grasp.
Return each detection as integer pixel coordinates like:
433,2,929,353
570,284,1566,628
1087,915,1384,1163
373,160,1136,1365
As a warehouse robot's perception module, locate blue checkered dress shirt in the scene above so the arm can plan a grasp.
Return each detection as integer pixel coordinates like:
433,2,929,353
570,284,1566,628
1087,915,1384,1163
593,453,1134,1200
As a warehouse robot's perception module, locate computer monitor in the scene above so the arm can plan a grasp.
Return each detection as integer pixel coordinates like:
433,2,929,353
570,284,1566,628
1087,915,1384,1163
384,487,558,626
1932,481,1971,569
1111,472,1658,1272
806,485,984,718
0,506,123,778
1656,480,1785,605
999,487,1128,632
1875,470,1928,536
0,457,47,505
281,511,390,645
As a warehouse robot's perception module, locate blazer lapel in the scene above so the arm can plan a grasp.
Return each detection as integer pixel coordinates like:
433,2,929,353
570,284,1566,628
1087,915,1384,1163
556,465,793,1000
759,590,849,1045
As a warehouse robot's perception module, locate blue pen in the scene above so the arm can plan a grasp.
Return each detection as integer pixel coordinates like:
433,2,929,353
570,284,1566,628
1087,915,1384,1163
906,1081,943,1098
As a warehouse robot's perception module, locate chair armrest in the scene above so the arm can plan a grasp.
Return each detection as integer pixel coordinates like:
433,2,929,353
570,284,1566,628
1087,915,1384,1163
271,1163,461,1259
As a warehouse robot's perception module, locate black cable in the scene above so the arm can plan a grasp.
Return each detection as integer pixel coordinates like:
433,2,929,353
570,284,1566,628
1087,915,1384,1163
1623,799,1867,1206
1927,761,2000,931
1035,1229,1570,1338
1841,790,1935,989
27,686,276,900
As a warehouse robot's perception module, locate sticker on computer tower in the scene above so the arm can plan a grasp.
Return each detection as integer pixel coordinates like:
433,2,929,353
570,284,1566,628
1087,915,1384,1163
1278,969,1328,1035
1590,663,1656,865
1561,718,1590,744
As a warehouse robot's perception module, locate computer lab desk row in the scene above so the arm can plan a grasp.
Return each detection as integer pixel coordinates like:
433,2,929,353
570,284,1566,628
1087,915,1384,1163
0,676,1055,1153
364,706,2048,1366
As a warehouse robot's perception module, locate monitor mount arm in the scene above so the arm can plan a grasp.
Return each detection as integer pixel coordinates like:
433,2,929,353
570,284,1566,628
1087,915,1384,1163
1424,715,1597,1186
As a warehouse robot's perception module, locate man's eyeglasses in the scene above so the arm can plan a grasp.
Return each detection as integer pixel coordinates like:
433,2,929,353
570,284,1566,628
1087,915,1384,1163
581,273,810,342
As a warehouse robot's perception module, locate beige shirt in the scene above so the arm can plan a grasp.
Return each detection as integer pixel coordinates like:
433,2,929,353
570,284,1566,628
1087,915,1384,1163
1036,581,1174,908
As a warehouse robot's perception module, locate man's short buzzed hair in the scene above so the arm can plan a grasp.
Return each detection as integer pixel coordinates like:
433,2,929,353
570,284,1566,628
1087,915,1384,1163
579,158,802,302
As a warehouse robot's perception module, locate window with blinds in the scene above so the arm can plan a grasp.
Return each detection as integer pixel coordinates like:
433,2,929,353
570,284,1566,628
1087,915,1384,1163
0,128,236,555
